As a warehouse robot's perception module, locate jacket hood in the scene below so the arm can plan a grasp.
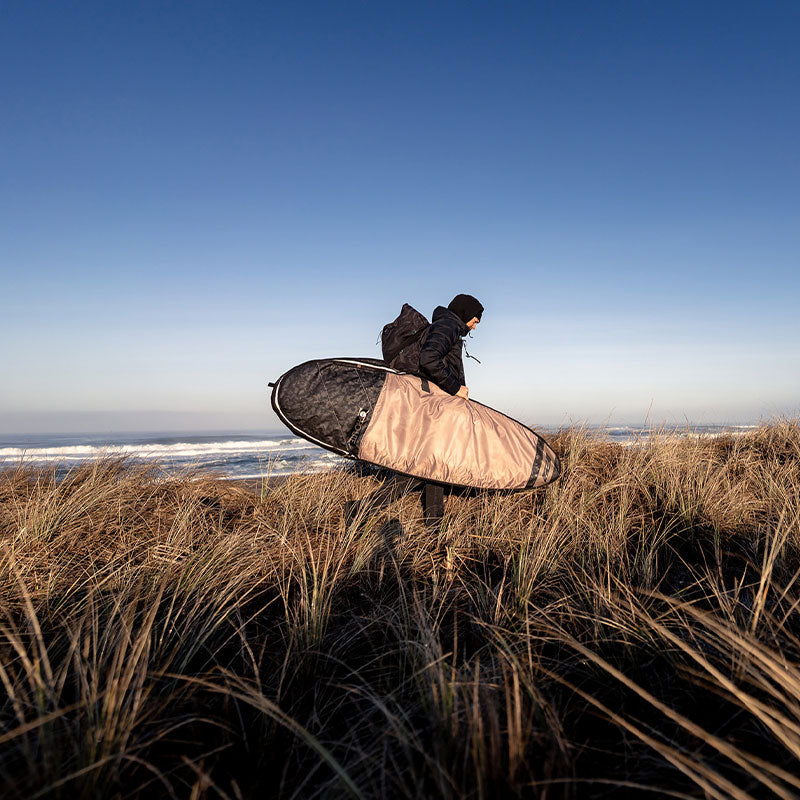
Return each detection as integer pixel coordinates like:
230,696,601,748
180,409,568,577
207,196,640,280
432,305,468,336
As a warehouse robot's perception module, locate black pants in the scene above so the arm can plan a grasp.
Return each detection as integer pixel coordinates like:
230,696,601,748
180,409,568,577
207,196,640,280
422,482,444,528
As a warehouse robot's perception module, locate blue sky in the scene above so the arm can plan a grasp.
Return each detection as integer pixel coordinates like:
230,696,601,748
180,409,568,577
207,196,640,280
2,0,798,433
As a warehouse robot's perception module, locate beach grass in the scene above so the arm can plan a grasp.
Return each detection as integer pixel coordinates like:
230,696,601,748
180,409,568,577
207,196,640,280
1,421,800,797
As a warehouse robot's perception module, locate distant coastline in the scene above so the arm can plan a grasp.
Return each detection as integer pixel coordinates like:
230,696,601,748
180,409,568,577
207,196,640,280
0,423,766,480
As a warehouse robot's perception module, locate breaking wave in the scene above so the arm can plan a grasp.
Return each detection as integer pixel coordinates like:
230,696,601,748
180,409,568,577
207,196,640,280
0,435,346,478
0,438,307,461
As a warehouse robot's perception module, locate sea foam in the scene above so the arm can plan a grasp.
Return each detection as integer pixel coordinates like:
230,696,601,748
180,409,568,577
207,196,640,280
0,438,307,462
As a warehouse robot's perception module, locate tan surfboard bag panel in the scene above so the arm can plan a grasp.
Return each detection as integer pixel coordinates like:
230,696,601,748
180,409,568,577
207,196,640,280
358,372,555,490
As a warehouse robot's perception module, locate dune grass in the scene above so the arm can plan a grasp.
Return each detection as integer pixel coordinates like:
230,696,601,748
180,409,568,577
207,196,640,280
1,422,800,798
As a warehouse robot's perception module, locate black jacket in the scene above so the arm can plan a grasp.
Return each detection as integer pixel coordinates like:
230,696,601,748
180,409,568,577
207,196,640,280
418,306,467,395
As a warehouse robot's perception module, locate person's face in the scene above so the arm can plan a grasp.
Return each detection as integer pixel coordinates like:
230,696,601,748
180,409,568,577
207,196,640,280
466,317,480,331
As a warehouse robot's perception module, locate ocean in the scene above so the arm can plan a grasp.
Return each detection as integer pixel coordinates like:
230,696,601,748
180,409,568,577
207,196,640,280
0,431,340,480
0,424,758,481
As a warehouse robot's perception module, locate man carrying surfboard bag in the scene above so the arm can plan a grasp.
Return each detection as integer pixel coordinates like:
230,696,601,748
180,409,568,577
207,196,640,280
419,293,484,399
417,293,484,525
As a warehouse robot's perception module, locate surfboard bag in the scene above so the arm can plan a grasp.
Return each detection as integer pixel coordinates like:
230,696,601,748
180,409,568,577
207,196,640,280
270,358,560,491
380,303,430,374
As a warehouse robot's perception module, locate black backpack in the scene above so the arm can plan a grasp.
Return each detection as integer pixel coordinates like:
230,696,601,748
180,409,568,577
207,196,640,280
381,303,430,374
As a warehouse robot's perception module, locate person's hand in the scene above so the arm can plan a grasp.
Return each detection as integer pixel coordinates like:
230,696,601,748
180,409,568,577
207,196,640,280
457,385,469,399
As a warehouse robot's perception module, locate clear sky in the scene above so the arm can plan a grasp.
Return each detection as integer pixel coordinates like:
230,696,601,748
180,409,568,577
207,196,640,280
2,0,798,434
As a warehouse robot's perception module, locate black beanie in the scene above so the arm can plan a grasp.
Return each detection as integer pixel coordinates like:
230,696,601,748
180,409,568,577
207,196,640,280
448,294,484,324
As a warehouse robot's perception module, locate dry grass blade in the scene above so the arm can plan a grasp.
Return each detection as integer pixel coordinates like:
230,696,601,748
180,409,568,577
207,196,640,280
178,672,365,800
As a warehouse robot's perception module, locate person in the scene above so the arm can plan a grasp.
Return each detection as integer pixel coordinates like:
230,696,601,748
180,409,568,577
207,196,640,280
417,293,484,525
345,293,484,536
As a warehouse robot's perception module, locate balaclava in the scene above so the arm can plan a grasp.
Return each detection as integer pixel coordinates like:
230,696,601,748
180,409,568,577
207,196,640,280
447,294,484,325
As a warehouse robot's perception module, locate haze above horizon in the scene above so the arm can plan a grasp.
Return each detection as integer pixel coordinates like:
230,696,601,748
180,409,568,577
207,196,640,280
2,0,798,434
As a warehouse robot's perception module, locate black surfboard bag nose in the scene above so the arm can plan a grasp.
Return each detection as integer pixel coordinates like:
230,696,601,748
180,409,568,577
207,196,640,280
381,303,430,374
